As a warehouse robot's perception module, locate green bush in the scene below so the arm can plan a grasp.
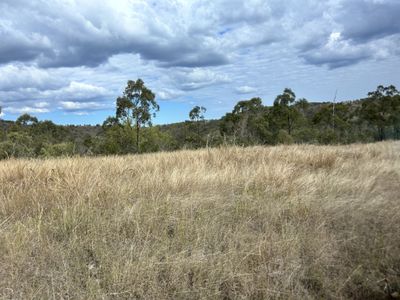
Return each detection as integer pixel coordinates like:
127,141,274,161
0,141,14,159
141,127,177,152
292,128,318,143
0,132,34,159
276,129,294,144
40,142,76,157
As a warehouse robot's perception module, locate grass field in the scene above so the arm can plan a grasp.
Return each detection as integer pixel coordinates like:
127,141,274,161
0,142,399,299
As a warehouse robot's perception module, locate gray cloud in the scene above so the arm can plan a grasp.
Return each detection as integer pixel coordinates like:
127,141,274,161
294,0,400,68
1,0,399,70
337,0,400,42
0,65,63,91
0,0,229,69
0,0,399,120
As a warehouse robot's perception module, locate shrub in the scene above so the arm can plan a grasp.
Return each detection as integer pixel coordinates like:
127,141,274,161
40,142,76,157
276,129,294,144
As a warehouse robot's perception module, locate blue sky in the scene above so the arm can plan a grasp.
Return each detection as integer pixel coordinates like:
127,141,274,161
0,0,399,125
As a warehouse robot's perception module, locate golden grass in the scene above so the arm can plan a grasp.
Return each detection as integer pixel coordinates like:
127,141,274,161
0,142,400,299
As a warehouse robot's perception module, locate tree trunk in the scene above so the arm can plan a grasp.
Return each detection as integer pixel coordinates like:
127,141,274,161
287,113,291,135
378,126,385,141
136,121,140,153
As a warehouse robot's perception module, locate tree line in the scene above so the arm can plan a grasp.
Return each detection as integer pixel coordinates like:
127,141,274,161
0,80,399,159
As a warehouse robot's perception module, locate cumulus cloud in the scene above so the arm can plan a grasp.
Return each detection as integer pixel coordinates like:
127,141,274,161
0,0,399,120
157,89,185,101
175,68,231,91
293,0,400,68
57,82,109,101
4,106,50,114
235,86,257,94
35,101,50,108
0,0,229,68
2,100,51,115
336,0,400,42
300,32,371,68
59,101,109,111
0,77,111,115
0,65,63,91
1,0,399,71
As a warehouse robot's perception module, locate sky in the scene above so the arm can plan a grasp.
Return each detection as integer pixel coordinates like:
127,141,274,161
0,0,399,125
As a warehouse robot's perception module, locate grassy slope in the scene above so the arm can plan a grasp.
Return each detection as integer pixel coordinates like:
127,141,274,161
0,142,399,299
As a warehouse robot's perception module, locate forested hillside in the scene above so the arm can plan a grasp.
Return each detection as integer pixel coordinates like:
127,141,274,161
1,83,399,159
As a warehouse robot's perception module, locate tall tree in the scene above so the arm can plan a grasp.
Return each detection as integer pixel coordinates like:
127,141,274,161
273,88,297,135
189,106,207,122
116,79,159,152
189,105,207,139
16,114,38,126
361,85,399,140
233,97,263,114
220,97,265,143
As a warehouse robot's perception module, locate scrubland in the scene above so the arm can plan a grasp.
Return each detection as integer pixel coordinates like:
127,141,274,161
0,142,399,299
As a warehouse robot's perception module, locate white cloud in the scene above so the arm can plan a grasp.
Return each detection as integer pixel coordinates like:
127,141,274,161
59,101,109,111
34,101,50,108
0,0,399,122
157,89,184,100
4,106,49,114
0,64,63,91
58,81,109,100
235,86,257,94
175,68,231,91
0,0,229,68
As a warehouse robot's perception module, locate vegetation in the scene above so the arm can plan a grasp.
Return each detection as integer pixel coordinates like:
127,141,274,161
0,82,399,159
0,142,399,298
115,79,159,153
1,80,400,298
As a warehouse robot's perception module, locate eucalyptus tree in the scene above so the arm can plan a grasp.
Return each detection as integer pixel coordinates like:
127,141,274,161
189,106,207,122
116,79,159,152
273,88,297,135
361,85,399,140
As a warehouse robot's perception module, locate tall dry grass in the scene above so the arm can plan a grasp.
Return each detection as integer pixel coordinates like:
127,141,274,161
0,142,399,299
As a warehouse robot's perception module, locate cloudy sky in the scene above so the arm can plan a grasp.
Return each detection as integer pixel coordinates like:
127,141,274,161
0,0,399,125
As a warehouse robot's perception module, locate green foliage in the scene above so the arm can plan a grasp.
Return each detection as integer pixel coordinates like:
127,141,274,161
189,106,206,122
220,97,267,145
360,85,400,140
16,113,38,126
276,129,294,144
271,88,299,135
0,132,34,158
40,142,75,157
101,125,137,155
0,141,14,159
292,128,318,143
116,79,159,152
233,97,263,114
317,128,339,144
140,127,177,153
0,84,399,160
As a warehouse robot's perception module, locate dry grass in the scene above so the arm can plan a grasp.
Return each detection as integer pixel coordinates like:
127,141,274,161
0,142,400,299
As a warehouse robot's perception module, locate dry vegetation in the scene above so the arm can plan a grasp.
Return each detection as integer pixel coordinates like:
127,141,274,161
0,142,400,299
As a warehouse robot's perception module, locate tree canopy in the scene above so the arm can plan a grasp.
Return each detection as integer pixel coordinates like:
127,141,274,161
0,83,399,160
115,79,159,152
